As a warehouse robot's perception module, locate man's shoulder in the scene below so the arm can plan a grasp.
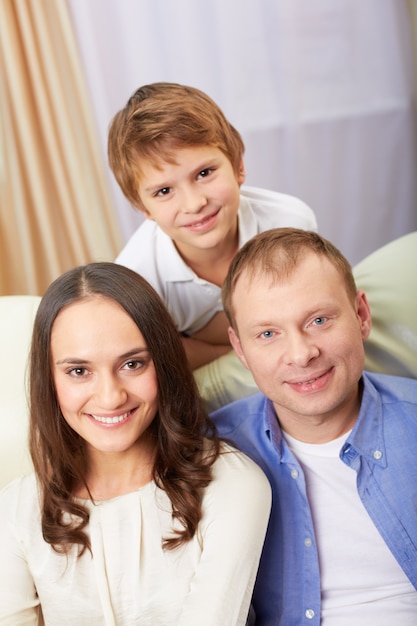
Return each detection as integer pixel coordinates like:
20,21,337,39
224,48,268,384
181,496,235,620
364,370,417,402
210,392,268,432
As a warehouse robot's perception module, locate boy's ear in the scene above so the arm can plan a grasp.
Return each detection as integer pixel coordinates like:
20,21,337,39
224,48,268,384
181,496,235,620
140,210,154,221
237,160,246,185
136,203,154,221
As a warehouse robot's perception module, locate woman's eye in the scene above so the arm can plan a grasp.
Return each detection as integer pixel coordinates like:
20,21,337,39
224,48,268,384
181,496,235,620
69,367,88,377
124,360,143,371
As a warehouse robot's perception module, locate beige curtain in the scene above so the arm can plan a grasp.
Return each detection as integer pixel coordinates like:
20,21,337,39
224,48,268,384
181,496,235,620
0,0,122,296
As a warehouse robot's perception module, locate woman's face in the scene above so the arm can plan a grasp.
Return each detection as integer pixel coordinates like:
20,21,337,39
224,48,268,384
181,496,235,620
51,295,159,460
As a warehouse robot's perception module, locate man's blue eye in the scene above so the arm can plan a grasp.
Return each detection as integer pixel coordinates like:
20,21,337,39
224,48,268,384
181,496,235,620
261,331,273,339
313,317,326,326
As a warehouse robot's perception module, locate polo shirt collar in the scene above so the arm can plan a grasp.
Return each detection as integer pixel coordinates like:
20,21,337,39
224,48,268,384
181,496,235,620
157,194,256,283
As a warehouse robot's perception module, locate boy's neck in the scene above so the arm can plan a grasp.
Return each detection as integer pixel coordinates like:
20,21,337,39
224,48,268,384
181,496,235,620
175,226,239,287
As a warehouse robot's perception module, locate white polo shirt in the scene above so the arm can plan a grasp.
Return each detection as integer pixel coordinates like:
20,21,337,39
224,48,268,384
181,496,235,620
115,186,317,334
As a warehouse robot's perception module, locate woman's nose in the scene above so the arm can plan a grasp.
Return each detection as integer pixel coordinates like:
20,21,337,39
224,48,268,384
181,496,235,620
95,374,127,409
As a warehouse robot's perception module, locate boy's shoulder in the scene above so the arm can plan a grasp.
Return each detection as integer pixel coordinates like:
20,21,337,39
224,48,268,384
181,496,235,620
115,219,179,275
240,186,317,231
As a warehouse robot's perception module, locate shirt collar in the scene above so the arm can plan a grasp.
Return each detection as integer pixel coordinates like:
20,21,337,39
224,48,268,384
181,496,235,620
155,194,254,283
263,398,293,462
263,373,387,466
341,373,387,468
237,193,258,247
155,227,196,282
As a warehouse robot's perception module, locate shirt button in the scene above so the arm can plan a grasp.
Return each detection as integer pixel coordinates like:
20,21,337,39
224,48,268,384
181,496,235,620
305,609,315,619
305,538,313,548
291,469,299,479
373,450,383,460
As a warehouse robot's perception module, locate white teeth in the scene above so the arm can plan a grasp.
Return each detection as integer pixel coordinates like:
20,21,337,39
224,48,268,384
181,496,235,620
296,376,319,385
91,412,129,424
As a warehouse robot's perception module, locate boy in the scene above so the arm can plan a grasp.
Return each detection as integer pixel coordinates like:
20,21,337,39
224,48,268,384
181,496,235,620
108,83,317,407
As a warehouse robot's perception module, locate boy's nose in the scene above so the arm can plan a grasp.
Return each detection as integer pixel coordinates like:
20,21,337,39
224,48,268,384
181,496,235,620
181,187,207,214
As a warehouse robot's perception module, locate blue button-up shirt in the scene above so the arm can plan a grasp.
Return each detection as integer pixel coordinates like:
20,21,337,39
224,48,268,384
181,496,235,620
211,372,417,625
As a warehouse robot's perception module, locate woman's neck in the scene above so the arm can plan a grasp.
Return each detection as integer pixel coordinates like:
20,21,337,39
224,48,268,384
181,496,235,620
77,436,156,501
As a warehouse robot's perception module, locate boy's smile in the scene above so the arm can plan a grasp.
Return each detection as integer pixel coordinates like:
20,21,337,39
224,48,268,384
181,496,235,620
137,145,245,264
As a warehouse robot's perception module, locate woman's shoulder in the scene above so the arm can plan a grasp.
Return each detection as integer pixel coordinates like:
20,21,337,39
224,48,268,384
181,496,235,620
0,473,39,515
213,441,270,492
199,441,271,533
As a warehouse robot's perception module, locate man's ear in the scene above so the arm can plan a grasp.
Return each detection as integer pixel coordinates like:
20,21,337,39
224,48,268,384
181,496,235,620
228,326,250,370
356,290,372,341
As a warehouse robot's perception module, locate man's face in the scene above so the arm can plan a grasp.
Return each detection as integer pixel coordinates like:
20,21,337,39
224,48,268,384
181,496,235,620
229,252,372,437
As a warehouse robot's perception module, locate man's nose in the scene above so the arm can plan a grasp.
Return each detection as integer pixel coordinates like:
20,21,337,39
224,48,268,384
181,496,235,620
284,331,319,367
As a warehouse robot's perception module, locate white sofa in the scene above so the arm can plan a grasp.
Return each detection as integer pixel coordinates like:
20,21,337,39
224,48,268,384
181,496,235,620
1,232,416,488
0,296,41,487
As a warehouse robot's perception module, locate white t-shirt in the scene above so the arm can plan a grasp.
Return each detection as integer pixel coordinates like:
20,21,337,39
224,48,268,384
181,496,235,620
284,431,417,625
116,186,317,334
0,443,271,626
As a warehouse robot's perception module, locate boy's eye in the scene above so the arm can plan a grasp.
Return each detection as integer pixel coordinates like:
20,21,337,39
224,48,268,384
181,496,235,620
155,187,171,197
197,168,213,179
260,330,274,339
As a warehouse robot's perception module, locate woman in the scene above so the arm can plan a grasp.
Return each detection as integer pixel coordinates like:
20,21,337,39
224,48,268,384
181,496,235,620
0,263,271,626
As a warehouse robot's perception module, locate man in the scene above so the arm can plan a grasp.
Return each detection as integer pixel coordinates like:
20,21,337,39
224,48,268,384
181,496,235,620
211,227,417,625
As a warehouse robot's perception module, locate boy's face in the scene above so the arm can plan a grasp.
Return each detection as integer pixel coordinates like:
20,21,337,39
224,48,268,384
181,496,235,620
136,145,245,260
228,252,372,439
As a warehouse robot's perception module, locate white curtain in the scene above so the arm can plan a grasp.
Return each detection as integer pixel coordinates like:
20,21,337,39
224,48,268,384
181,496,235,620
68,0,417,265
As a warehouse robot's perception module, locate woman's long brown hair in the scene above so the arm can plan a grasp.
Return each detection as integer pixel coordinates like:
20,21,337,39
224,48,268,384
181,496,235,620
29,263,220,555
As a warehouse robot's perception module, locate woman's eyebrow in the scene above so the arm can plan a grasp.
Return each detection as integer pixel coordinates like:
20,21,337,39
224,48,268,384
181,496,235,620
55,347,149,366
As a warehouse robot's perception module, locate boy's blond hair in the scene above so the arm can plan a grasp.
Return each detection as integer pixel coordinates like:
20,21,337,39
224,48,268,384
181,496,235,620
108,82,245,209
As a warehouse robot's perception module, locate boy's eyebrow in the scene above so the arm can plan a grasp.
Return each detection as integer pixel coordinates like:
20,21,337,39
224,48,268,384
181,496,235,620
142,156,222,194
143,180,168,194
